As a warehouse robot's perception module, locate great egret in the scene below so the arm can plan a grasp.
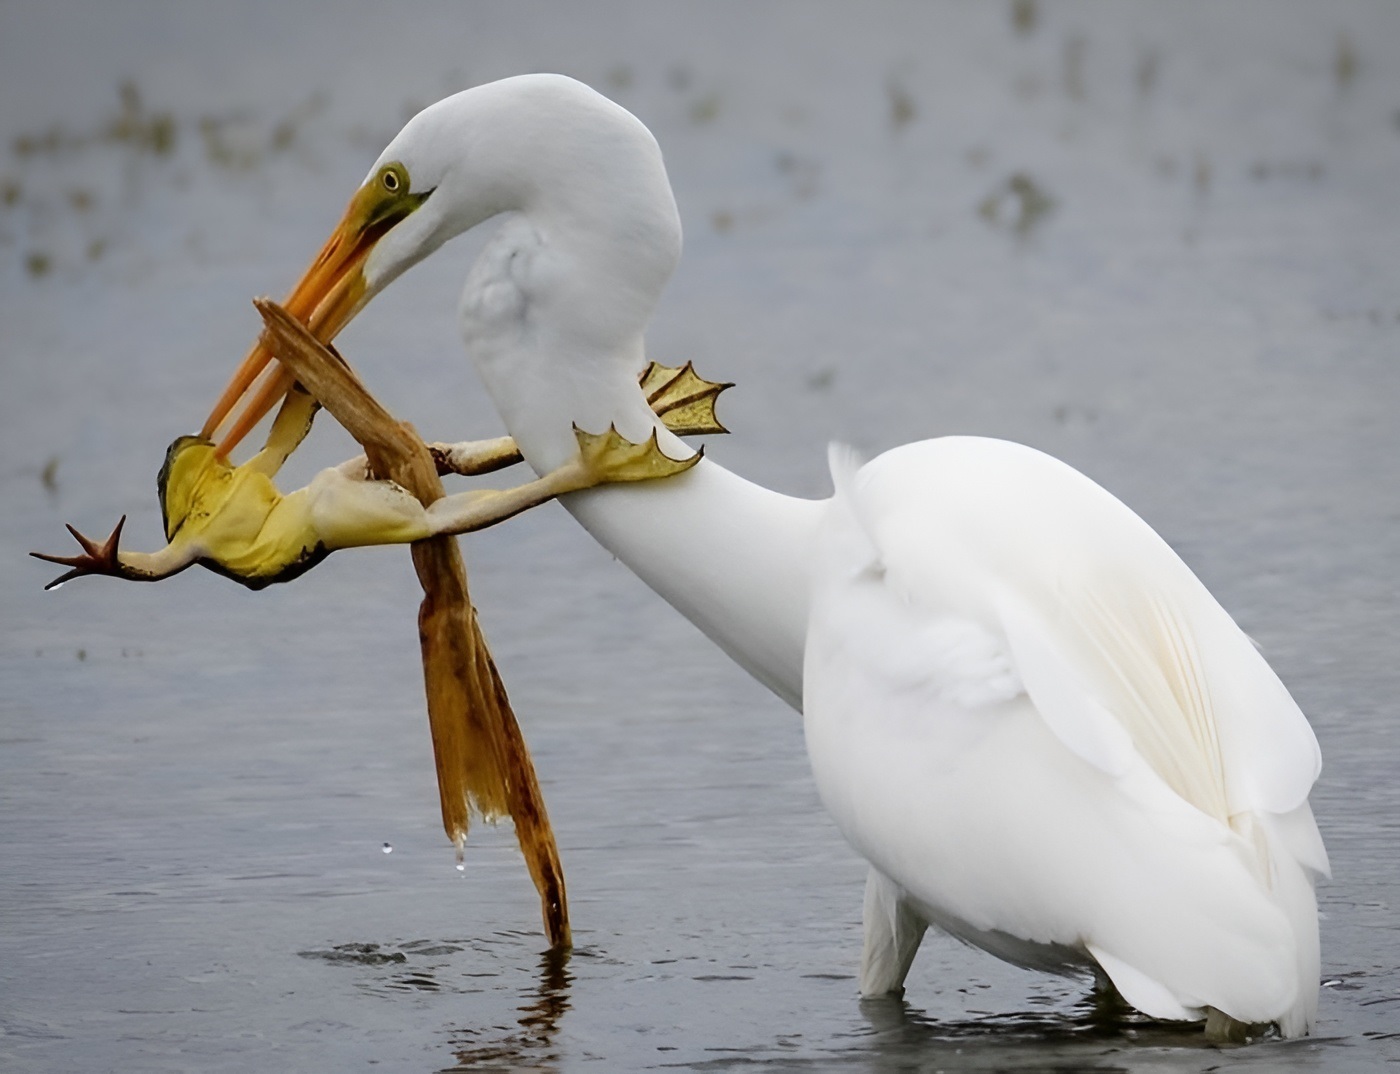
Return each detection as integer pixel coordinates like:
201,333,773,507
189,74,1331,1038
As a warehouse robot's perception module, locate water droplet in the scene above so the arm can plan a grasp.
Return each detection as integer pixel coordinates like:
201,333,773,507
381,842,393,854
455,862,465,873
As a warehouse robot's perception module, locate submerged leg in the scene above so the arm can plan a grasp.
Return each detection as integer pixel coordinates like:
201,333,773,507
859,867,927,997
1204,1008,1269,1043
1086,968,1133,1028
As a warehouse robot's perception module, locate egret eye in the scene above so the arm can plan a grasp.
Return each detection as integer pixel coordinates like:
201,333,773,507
381,166,402,193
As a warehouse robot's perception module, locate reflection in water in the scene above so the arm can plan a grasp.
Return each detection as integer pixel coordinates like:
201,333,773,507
298,941,411,967
850,991,1254,1073
442,947,572,1073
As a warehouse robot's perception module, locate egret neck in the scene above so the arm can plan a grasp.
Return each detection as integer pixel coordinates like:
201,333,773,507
461,220,822,710
200,73,825,708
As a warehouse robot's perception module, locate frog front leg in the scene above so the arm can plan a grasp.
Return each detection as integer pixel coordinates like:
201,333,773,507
243,386,320,479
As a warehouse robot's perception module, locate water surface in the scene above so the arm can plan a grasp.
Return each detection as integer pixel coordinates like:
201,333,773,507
3,3,1399,1070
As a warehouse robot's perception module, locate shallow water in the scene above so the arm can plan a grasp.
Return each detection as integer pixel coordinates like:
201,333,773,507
3,2,1400,1070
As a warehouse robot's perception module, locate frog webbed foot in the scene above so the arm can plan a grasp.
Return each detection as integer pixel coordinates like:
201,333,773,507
572,424,702,485
31,516,128,590
640,361,732,436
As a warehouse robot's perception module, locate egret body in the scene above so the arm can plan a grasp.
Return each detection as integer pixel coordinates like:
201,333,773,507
202,74,1327,1038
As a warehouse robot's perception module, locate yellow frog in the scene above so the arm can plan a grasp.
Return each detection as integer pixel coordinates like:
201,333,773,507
35,362,727,590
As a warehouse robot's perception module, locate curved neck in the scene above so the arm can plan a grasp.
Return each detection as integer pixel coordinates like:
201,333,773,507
473,318,821,708
434,79,822,708
562,461,824,711
461,241,821,709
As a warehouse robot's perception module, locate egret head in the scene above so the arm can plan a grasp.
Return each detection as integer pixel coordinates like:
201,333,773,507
199,151,439,454
202,74,681,458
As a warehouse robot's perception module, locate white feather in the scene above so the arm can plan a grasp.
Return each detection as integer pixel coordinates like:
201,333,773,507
340,76,1326,1037
804,437,1321,1030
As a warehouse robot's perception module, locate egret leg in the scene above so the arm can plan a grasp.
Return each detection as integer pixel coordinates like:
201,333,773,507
1087,968,1132,1028
1204,1007,1267,1043
859,867,927,997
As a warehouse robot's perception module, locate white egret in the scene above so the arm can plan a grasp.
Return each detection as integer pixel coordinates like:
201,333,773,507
198,74,1326,1038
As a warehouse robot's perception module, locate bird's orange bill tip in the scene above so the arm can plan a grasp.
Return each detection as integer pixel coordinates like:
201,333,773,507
203,194,380,457
210,363,295,459
200,341,275,443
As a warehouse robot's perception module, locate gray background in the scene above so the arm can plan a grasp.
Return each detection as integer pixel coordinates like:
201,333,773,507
2,3,1398,1070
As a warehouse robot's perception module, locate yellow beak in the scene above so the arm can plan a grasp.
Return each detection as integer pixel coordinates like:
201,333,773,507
202,173,424,457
